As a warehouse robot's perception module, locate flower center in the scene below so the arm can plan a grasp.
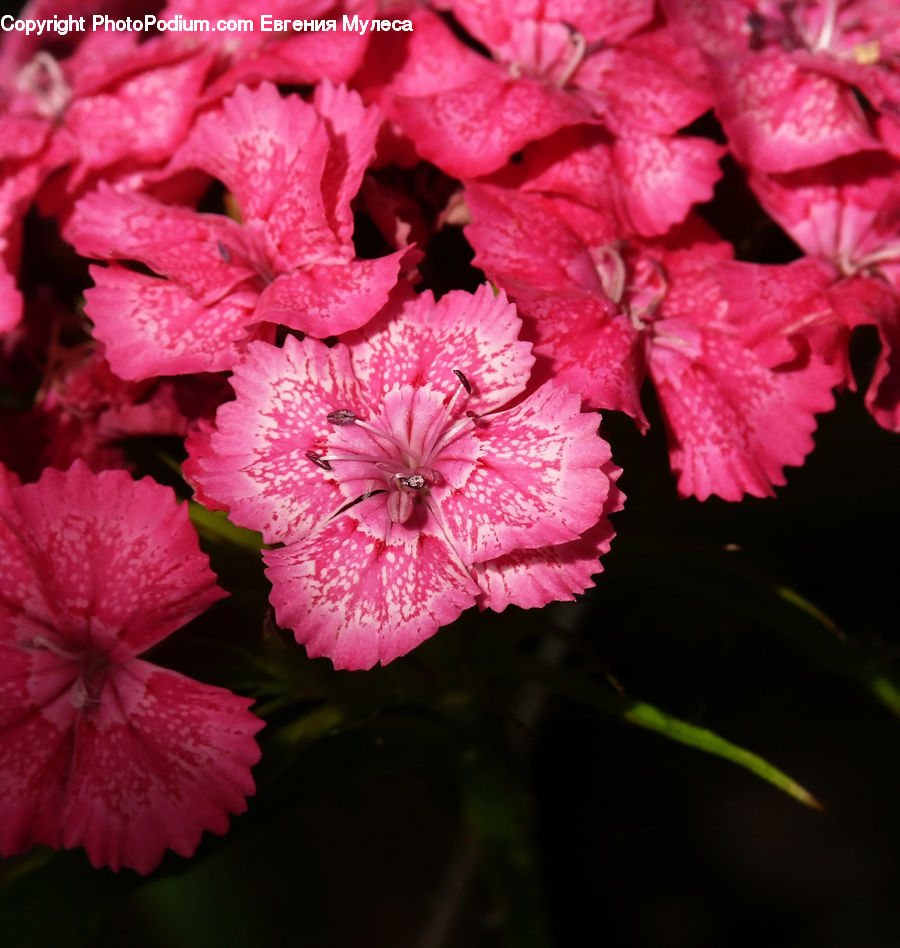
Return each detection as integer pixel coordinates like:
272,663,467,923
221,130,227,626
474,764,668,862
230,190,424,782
747,0,877,61
503,20,588,88
29,634,111,709
591,244,668,331
307,372,480,525
16,52,71,120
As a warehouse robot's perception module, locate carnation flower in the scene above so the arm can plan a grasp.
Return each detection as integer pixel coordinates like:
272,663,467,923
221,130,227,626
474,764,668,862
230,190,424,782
0,27,212,331
663,0,895,171
465,184,840,500
68,81,408,379
0,462,262,873
357,0,718,214
191,284,622,669
750,151,900,430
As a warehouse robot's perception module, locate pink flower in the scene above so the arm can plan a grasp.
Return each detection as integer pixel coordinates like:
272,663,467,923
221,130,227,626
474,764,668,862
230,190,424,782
67,81,408,379
358,2,716,194
191,284,622,670
0,29,212,331
664,0,894,171
750,151,900,430
158,0,375,101
0,462,262,873
465,184,840,500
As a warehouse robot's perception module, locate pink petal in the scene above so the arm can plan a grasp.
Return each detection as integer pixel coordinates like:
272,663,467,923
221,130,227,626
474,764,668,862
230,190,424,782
649,322,837,500
700,256,845,367
254,251,407,337
474,490,623,612
202,27,371,101
439,382,613,562
465,181,606,291
713,53,877,173
447,0,655,49
312,80,383,249
829,276,900,431
748,153,900,264
61,660,262,873
183,419,230,513
198,337,364,544
175,82,329,230
610,131,724,236
501,125,721,239
265,513,479,670
512,283,648,423
67,185,256,302
84,265,260,379
65,53,212,187
7,462,226,657
575,27,712,135
0,645,75,857
390,75,587,179
866,304,900,431
374,10,587,177
0,505,57,639
0,116,50,161
344,283,536,414
463,184,646,419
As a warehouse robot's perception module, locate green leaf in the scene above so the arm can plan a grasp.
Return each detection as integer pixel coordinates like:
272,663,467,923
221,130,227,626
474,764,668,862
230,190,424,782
188,502,263,553
774,585,900,717
608,695,823,810
547,669,823,809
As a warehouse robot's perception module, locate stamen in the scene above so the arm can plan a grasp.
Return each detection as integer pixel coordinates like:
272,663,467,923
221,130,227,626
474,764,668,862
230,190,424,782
453,368,472,394
18,52,70,118
28,635,79,661
428,413,480,457
813,0,838,52
592,245,627,304
305,450,333,471
332,487,386,517
556,29,586,88
338,414,426,468
217,240,232,263
400,474,427,490
327,409,357,425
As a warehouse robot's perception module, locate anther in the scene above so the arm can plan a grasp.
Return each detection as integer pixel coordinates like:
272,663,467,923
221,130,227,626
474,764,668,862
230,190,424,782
400,474,427,490
217,240,232,263
327,409,357,426
453,368,472,394
305,450,333,471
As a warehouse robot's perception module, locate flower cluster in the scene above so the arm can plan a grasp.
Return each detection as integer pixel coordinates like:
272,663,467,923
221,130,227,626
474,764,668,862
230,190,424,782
2,0,898,872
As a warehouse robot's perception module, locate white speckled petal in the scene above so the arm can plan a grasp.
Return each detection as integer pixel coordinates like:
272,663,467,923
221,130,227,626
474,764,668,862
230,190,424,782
61,660,262,874
650,320,837,501
473,492,624,612
345,283,535,413
175,81,330,233
68,185,255,302
439,382,612,562
5,463,227,657
312,80,384,248
0,645,75,857
254,251,407,337
198,337,365,544
265,512,479,670
84,265,260,380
